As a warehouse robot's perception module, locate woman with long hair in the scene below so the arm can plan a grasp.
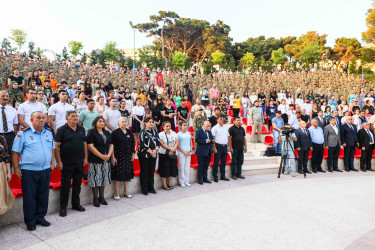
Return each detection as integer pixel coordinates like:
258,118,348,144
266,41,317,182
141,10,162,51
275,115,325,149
87,116,113,207
161,98,177,131
147,84,157,107
83,79,93,98
131,98,145,141
72,91,87,114
150,99,162,132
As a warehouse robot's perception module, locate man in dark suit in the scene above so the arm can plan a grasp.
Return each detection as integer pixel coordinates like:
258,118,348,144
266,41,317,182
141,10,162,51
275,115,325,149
332,111,341,128
314,110,325,130
195,121,213,184
324,117,343,172
358,122,375,172
294,121,312,174
340,116,359,172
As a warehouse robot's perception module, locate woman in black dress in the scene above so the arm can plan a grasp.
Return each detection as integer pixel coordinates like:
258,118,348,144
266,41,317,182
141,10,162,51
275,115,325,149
150,100,162,132
161,98,177,131
138,117,160,195
111,117,135,200
156,94,164,110
147,85,157,107
87,117,114,207
158,121,179,190
118,100,130,119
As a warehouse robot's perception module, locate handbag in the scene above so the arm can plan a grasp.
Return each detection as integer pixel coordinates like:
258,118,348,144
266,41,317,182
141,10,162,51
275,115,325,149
164,132,177,159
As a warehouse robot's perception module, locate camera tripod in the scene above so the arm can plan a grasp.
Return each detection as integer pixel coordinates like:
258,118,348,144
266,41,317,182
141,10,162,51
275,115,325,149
277,136,306,178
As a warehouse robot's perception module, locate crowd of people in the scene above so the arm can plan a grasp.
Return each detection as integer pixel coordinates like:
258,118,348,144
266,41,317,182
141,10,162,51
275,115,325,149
0,49,373,231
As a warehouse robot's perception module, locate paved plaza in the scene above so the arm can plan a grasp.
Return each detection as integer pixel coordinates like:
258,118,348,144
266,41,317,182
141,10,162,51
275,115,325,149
1,172,375,250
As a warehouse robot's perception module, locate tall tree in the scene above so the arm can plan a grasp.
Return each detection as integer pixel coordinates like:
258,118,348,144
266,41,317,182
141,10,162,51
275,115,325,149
284,31,326,61
332,37,361,64
61,47,69,60
271,48,287,69
68,41,83,59
241,52,255,68
28,41,35,54
103,41,120,63
172,51,188,70
299,44,321,66
211,50,225,67
1,38,14,52
362,2,375,45
9,29,27,51
134,11,180,69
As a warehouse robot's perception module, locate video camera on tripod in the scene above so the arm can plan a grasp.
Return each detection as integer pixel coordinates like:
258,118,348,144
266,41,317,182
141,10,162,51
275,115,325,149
281,126,295,137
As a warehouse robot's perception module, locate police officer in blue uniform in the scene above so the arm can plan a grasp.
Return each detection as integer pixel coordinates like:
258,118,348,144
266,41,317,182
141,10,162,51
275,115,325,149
12,111,55,231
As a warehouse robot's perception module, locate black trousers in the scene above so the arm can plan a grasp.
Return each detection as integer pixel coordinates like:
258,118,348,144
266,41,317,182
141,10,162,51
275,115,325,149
60,163,84,208
311,143,324,171
212,144,227,179
281,114,288,124
343,146,355,170
327,145,340,171
197,155,211,181
360,145,374,170
297,149,309,172
233,108,240,117
139,154,156,195
4,133,15,167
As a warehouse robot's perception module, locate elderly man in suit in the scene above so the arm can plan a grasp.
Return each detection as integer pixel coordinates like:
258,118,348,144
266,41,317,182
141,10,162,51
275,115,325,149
195,121,213,185
324,117,343,172
340,116,359,172
314,110,325,130
294,121,312,174
358,122,375,172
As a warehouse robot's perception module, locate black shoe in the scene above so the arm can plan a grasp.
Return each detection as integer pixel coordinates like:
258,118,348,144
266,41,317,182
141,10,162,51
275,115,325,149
328,169,333,172
305,171,312,174
214,178,218,182
99,197,108,205
27,224,36,231
350,168,359,172
59,207,67,217
368,169,375,171
36,220,51,227
344,169,350,172
298,170,304,174
198,180,203,185
203,179,212,184
221,177,230,181
333,169,343,172
317,169,326,173
312,170,317,173
72,205,86,212
149,190,157,194
360,169,367,172
93,198,100,207
237,175,245,179
232,176,237,180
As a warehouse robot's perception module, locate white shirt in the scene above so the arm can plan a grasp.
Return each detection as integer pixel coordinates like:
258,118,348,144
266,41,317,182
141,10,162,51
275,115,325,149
278,104,288,114
48,102,75,130
211,124,230,144
132,106,145,116
0,105,18,132
131,92,137,102
103,109,121,131
158,131,177,154
354,116,368,130
331,124,338,135
301,103,312,115
18,100,48,127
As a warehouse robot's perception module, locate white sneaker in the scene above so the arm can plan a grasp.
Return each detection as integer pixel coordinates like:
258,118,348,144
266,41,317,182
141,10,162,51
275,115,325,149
284,171,290,175
185,183,191,187
291,172,297,177
180,183,186,187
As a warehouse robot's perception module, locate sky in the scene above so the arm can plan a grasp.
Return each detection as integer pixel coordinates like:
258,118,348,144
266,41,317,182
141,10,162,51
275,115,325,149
0,0,371,56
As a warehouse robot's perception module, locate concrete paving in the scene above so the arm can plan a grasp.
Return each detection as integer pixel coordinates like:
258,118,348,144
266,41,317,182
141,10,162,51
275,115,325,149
1,172,375,250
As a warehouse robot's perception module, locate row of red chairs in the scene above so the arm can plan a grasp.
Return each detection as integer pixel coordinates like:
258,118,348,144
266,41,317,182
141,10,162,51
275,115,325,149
9,153,232,197
246,125,273,135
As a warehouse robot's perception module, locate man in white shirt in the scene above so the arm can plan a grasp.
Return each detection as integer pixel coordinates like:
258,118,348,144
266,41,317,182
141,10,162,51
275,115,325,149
211,116,230,182
301,99,312,115
18,88,48,128
48,90,75,133
288,111,301,130
76,74,86,88
354,110,368,130
0,90,19,158
103,98,121,132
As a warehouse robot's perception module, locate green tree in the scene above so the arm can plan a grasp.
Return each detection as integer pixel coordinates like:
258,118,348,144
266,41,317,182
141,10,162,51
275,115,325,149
81,52,88,64
332,37,361,64
271,48,287,69
240,52,255,68
68,41,83,59
9,29,27,51
28,41,35,54
211,50,225,66
138,45,164,69
98,51,107,67
299,44,321,65
103,41,120,63
1,38,14,52
284,31,326,61
172,51,188,70
61,47,69,60
362,2,375,45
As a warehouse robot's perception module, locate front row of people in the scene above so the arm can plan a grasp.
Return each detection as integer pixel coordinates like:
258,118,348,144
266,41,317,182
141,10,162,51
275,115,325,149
8,111,247,231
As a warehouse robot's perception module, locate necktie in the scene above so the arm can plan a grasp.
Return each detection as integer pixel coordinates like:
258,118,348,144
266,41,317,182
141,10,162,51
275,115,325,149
367,130,374,144
1,107,8,132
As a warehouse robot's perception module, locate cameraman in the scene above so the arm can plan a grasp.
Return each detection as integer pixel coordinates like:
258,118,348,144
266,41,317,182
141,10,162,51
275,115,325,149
272,111,284,155
278,124,297,177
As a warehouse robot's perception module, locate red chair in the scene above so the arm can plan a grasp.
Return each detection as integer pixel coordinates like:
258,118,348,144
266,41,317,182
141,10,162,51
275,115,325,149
82,163,89,185
191,138,195,150
209,154,214,167
264,136,274,145
294,150,299,159
226,153,232,165
228,110,234,117
261,126,272,134
246,126,252,134
242,118,248,124
354,148,361,159
339,148,344,159
50,169,62,190
128,126,132,131
135,140,140,152
323,149,328,159
9,173,22,198
240,109,244,117
308,150,312,160
190,154,198,169
230,117,234,124
175,126,179,133
133,159,140,176
188,126,194,135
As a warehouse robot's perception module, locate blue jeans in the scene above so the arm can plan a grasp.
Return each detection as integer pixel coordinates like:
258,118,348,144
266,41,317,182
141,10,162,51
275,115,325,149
273,130,281,154
21,169,51,226
213,144,228,179
283,150,296,173
243,107,248,118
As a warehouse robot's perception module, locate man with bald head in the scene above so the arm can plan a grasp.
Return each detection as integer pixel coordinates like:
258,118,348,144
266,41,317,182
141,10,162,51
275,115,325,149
294,121,312,174
308,119,325,173
195,120,213,185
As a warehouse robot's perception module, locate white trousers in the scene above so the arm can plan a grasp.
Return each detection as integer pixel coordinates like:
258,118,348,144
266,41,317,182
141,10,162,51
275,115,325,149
177,151,191,185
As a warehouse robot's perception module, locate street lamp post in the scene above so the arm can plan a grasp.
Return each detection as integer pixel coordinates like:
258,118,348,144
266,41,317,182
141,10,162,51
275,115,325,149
129,21,136,66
